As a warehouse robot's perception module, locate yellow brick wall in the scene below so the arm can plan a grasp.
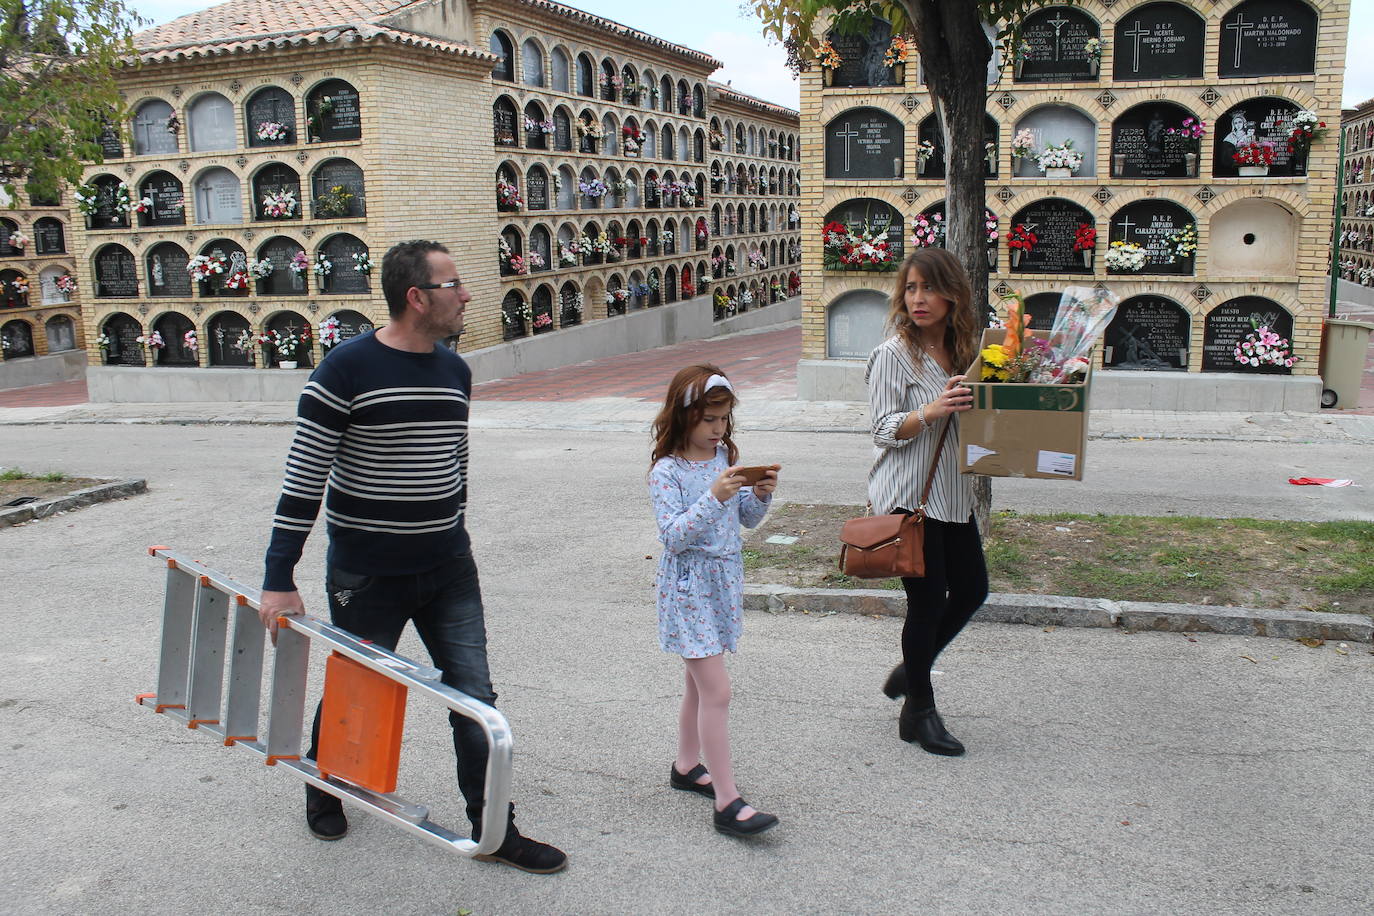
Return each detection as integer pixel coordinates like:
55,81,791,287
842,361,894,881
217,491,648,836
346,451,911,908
0,201,82,361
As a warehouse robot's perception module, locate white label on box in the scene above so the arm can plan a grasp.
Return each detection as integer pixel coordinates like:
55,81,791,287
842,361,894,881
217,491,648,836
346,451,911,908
1037,450,1077,476
967,444,997,466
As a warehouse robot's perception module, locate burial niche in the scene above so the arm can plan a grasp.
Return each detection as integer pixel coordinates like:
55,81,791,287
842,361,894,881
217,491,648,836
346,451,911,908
187,93,236,152
132,99,180,156
207,311,253,367
138,172,186,227
1202,297,1294,373
102,312,145,366
1,320,35,358
1017,7,1101,82
193,167,243,225
93,244,138,297
823,198,904,269
825,19,899,88
1111,102,1199,179
1107,200,1196,275
145,243,192,297
246,86,297,147
1218,0,1317,79
825,108,904,180
152,312,198,366
1212,97,1304,177
319,234,370,294
1103,296,1191,370
826,289,889,359
1008,199,1095,274
255,236,306,296
33,218,64,254
307,80,362,142
1113,3,1206,81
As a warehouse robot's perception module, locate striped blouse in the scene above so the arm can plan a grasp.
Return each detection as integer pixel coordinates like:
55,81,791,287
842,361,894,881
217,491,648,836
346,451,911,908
865,335,975,523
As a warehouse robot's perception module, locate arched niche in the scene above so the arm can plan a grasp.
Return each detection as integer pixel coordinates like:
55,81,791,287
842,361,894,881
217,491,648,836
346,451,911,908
45,315,76,352
138,171,185,227
1008,198,1095,273
1111,102,1200,179
822,198,904,270
559,282,582,326
1016,6,1101,82
319,234,370,293
324,309,374,349
192,167,243,225
825,108,904,180
1113,3,1205,81
196,239,248,298
88,175,129,229
253,163,302,220
1,319,35,359
38,266,67,304
501,290,527,340
311,159,366,218
551,47,571,92
1209,200,1297,276
1212,97,1304,177
525,165,550,211
246,86,297,146
552,107,572,152
1202,297,1294,373
824,19,898,88
100,312,145,365
307,80,361,142
576,54,595,97
523,101,550,150
489,30,515,82
529,224,553,272
556,166,576,209
826,289,890,358
1218,0,1317,79
493,96,518,148
1022,292,1062,329
132,99,179,156
264,310,313,368
33,217,64,254
521,39,545,87
1103,295,1191,370
532,285,555,333
1013,106,1097,177
1107,200,1196,275
93,244,139,297
152,311,198,366
187,93,236,152
145,242,192,297
254,236,306,296
207,311,253,367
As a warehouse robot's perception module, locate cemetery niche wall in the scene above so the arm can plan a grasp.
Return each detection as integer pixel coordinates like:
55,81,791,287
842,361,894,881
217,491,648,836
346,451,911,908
1202,296,1294,373
1102,296,1191,370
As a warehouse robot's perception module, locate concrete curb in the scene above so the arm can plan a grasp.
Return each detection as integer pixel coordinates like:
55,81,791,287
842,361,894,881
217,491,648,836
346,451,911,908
743,584,1374,644
0,477,147,527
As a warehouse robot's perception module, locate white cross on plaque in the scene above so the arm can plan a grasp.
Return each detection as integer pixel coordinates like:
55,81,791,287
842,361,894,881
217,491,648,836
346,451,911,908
1226,14,1256,69
833,122,860,172
1123,21,1150,72
1046,13,1070,61
1116,215,1136,237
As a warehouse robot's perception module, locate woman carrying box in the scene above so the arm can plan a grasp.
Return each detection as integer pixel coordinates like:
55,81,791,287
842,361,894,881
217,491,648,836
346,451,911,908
864,247,988,756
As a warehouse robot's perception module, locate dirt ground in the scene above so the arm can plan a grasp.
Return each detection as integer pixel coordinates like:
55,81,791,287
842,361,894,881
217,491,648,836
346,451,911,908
0,475,107,506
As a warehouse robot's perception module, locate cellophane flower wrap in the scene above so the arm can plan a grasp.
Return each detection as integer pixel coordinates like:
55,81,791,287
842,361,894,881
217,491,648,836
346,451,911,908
1046,286,1120,381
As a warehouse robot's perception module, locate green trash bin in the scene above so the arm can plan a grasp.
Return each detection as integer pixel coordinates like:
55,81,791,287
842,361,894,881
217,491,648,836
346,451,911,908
1318,318,1374,408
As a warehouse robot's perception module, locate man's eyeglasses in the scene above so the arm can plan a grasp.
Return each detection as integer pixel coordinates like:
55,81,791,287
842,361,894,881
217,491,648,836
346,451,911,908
416,279,463,290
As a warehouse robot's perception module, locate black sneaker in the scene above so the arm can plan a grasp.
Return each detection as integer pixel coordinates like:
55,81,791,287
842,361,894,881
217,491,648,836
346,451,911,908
474,830,568,874
305,785,348,841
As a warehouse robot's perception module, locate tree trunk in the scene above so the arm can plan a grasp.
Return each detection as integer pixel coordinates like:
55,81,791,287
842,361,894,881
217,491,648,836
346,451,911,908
905,0,995,532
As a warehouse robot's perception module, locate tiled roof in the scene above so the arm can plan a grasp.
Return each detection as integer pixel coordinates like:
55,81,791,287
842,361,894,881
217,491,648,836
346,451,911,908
500,0,722,70
133,0,492,63
707,80,799,120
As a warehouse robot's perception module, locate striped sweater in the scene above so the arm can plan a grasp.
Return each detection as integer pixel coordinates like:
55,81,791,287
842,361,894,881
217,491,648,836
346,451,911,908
262,332,472,592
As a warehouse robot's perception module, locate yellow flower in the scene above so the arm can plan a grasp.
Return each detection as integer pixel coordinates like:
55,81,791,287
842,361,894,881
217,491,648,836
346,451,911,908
981,364,1008,381
980,344,1010,367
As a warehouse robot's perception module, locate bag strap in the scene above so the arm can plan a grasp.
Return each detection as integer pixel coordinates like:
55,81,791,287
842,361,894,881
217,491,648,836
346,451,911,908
916,419,953,515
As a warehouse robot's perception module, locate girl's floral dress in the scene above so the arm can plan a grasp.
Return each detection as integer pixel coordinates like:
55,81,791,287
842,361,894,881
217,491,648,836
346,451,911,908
649,448,771,658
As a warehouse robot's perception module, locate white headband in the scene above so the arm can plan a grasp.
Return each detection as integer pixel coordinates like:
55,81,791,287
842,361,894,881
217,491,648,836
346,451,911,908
683,374,734,407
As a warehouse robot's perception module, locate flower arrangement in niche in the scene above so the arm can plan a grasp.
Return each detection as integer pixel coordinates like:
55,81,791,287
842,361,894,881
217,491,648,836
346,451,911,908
315,184,356,218
747,249,767,270
55,274,77,294
1010,129,1036,161
816,39,842,70
353,252,373,274
622,125,644,154
576,117,603,141
1104,240,1146,272
247,258,274,280
224,270,251,290
314,254,332,276
501,297,532,326
1083,37,1104,65
7,231,27,250
183,330,198,353
578,178,608,199
661,228,674,248
910,211,945,248
984,209,999,247
1232,140,1276,167
739,288,753,307
1234,319,1296,369
709,128,725,149
186,253,227,283
1036,140,1083,174
1165,224,1197,262
261,188,298,219
1287,110,1326,156
496,176,524,212
74,182,99,214
137,330,165,350
256,121,289,143
1166,116,1207,149
1006,224,1037,253
533,313,553,330
884,36,909,67
318,316,341,348
915,139,936,169
10,276,29,295
271,326,310,359
96,332,110,351
822,220,894,271
1073,224,1097,252
289,250,310,276
605,288,628,305
523,115,555,135
558,241,578,266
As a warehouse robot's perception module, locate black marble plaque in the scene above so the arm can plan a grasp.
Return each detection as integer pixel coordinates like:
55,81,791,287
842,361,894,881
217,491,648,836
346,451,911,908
1212,98,1302,177
1202,297,1293,372
1,321,34,358
90,178,125,229
34,219,64,254
527,171,549,210
553,112,572,151
1112,104,1194,178
1011,200,1094,274
247,88,296,145
826,109,904,180
493,103,517,147
1022,293,1062,330
1218,0,1317,78
208,313,252,367
254,164,301,219
825,198,904,262
154,313,198,366
322,237,370,293
1113,3,1206,80
95,246,138,297
146,244,191,297
259,238,306,295
1107,201,1195,275
315,82,361,141
1104,296,1190,369
97,125,124,159
917,116,945,179
201,243,248,297
530,229,551,269
141,174,186,225
329,310,373,343
1019,8,1099,82
827,20,896,88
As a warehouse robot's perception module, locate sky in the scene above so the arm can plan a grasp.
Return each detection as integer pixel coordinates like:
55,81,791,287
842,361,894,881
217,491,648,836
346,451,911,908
128,0,1374,112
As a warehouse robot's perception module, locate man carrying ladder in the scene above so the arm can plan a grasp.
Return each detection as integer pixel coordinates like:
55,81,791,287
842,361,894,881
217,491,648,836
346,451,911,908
259,240,567,874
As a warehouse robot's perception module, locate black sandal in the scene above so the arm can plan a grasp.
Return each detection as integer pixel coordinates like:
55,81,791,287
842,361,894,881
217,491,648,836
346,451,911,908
713,797,778,838
670,763,716,798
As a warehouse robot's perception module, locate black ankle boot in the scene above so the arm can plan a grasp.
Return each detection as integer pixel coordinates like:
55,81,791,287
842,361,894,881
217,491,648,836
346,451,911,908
881,663,908,700
898,701,965,756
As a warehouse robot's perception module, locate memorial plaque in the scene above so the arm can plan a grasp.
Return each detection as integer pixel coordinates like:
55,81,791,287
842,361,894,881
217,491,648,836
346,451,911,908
322,237,370,293
918,116,945,179
825,109,904,180
97,125,124,159
0,220,17,256
1011,200,1094,274
94,246,138,297
1111,104,1193,178
154,313,197,366
209,313,252,367
827,20,896,89
1113,3,1206,80
527,170,549,210
254,164,301,219
266,312,312,368
146,244,191,297
200,243,247,297
1202,297,1293,372
329,310,373,343
826,290,889,359
2,320,34,358
825,198,904,264
1022,293,1062,330
553,112,572,151
1103,296,1190,369
532,288,554,333
195,169,242,225
1019,8,1099,82
110,316,145,365
141,173,186,225
1218,0,1317,78
530,229,551,270
34,219,64,254
1107,201,1194,275
316,82,361,141
259,238,306,295
90,179,124,229
314,160,364,215
132,101,178,155
188,94,236,152
1212,98,1301,177
493,103,517,147
45,316,75,351
247,88,296,145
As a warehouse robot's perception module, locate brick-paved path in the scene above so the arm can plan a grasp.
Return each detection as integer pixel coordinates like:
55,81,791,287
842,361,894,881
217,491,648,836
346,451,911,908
0,378,88,408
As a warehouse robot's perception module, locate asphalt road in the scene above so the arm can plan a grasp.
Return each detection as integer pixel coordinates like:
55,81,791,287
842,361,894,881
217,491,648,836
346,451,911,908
2,423,1372,915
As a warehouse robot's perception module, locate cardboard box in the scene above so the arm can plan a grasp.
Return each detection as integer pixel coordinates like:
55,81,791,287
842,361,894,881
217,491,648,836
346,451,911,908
959,329,1091,480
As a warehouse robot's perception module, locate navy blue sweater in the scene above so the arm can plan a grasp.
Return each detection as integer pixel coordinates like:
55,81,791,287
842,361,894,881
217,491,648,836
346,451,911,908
263,332,472,592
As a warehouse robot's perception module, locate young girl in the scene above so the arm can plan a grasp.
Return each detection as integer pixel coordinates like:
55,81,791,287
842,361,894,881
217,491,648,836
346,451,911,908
648,364,780,838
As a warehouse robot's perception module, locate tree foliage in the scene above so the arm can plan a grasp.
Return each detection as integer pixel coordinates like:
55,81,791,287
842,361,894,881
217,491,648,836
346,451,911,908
0,0,142,202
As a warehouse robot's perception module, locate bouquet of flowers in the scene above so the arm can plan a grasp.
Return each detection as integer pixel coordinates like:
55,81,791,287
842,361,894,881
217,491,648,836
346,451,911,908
1165,224,1197,261
1073,224,1097,252
816,39,842,70
289,251,310,276
1036,140,1083,173
1287,110,1326,155
739,289,754,307
10,276,29,295
984,209,999,248
523,115,555,135
605,288,628,305
533,313,553,331
1083,37,1104,63
137,330,165,350
563,292,584,318
1104,240,1146,272
576,117,603,141
314,254,332,276
915,139,936,167
1010,129,1036,160
709,128,725,149
910,211,944,248
134,196,153,215
622,125,644,154
8,231,28,250
1234,318,1296,369
261,188,298,219
353,252,373,274
661,229,674,249
55,274,77,294
183,330,198,353
747,249,767,270
579,178,608,199
558,241,579,266
74,182,100,215
884,36,909,67
224,270,251,290
96,333,110,351
272,327,310,359
1166,116,1207,149
822,220,894,270
1233,141,1276,167
256,121,290,142
696,224,710,242
318,316,341,347
186,253,227,283
1006,223,1037,253
497,176,524,211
